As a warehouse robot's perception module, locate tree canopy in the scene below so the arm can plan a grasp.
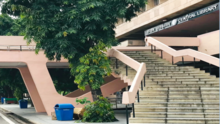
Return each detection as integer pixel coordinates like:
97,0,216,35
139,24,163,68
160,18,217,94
0,13,25,36
0,69,27,100
1,0,146,63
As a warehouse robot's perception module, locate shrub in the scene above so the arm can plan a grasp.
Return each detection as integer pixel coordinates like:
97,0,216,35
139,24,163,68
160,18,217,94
75,97,91,105
82,96,117,122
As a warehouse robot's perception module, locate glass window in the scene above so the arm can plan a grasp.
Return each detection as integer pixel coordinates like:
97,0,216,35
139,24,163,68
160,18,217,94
154,0,160,6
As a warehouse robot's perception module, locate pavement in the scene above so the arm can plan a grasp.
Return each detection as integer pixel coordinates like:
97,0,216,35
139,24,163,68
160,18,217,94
0,104,130,124
0,116,9,124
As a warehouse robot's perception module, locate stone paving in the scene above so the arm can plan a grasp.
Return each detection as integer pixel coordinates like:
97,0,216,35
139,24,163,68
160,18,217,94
0,104,129,124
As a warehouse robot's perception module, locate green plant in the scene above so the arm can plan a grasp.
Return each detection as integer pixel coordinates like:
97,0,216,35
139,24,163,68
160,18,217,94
73,42,111,101
82,96,117,122
75,97,91,105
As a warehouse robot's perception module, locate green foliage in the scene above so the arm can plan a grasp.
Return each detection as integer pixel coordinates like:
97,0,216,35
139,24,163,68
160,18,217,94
73,42,111,90
1,0,146,63
0,69,26,99
48,68,78,95
0,14,25,36
75,97,91,105
0,14,14,35
13,88,24,100
82,96,116,122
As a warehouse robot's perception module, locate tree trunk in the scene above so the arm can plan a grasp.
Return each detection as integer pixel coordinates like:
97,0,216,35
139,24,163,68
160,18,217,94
63,91,66,96
88,83,102,101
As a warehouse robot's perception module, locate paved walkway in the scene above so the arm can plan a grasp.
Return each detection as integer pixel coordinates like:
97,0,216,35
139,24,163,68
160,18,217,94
0,104,129,124
0,116,9,124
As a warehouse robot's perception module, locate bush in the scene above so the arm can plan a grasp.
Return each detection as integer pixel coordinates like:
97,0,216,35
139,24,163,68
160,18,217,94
82,96,117,122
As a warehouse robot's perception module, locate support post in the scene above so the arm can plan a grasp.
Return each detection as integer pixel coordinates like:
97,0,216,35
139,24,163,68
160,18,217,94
116,59,118,69
172,56,174,65
161,50,163,58
132,103,135,118
126,105,129,124
182,56,184,65
141,81,143,91
126,65,128,76
115,99,117,109
137,91,140,103
144,75,146,87
194,57,196,67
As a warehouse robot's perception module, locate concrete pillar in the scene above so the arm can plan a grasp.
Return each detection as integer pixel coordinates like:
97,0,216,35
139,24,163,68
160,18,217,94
26,62,93,115
18,67,46,112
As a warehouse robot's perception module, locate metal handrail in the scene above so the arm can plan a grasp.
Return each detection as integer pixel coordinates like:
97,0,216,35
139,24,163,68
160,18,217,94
0,45,41,51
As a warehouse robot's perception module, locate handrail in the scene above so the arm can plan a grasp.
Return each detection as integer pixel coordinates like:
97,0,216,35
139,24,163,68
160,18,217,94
146,37,219,67
0,45,38,51
106,48,146,104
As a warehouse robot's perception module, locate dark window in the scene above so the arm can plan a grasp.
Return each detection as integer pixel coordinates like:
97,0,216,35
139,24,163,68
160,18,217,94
154,0,160,6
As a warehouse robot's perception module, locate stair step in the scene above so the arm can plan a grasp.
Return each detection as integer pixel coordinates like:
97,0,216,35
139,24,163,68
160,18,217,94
147,76,215,79
134,102,219,104
143,87,219,90
131,112,219,118
145,84,219,88
112,50,218,124
129,118,219,123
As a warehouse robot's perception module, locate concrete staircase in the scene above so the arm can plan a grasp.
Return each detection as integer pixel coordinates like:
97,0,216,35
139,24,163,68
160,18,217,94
110,51,219,124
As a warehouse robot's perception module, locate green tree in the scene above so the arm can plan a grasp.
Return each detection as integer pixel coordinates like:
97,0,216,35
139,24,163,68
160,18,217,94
73,42,111,100
48,68,78,95
1,0,146,100
0,14,24,36
0,69,26,100
0,14,14,35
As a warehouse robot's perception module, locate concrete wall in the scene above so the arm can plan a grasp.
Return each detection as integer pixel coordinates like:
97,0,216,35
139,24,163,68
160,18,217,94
0,36,36,45
197,30,219,55
115,0,214,38
152,37,200,46
117,40,145,47
116,0,169,26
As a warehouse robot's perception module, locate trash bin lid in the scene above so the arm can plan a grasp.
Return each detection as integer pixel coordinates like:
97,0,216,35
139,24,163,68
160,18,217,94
54,104,74,109
19,100,27,102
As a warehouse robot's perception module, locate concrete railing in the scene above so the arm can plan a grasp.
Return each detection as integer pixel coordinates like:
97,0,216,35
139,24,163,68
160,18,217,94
146,37,219,67
106,48,146,104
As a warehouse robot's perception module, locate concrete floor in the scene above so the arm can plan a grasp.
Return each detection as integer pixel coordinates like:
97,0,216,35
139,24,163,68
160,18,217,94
0,104,130,124
0,116,9,124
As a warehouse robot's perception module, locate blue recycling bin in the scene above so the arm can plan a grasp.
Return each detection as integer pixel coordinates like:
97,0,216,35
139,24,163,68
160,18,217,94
19,100,28,109
1,97,5,104
54,104,74,121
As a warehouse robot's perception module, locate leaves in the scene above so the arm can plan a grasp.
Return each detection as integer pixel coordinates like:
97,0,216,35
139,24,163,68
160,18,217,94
0,14,24,36
73,42,112,90
1,0,146,62
75,97,91,105
82,96,116,122
0,69,27,100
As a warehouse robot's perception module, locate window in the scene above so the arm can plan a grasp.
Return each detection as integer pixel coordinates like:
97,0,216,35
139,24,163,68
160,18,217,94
153,0,160,6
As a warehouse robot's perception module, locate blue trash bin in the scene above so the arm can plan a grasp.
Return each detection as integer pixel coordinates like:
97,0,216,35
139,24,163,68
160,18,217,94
19,100,28,109
54,104,74,121
1,97,5,104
